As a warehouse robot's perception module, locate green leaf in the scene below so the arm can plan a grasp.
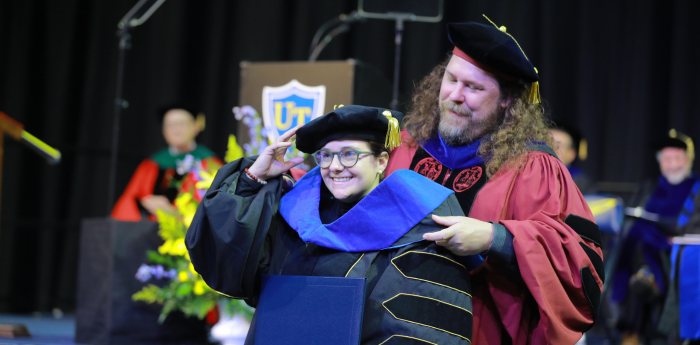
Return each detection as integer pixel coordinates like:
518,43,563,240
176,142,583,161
159,299,179,324
132,285,163,304
175,282,193,297
147,250,174,268
180,296,217,320
220,298,255,320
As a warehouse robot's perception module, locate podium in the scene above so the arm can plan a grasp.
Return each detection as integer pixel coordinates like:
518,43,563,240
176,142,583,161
238,60,391,142
75,219,208,345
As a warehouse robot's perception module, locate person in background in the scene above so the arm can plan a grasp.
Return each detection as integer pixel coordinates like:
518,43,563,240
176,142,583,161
550,124,596,194
384,19,603,344
111,103,222,221
612,132,698,345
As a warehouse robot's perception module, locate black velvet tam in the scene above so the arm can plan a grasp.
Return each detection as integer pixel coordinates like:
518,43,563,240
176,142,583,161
295,105,403,153
447,22,538,83
157,102,200,122
655,136,688,151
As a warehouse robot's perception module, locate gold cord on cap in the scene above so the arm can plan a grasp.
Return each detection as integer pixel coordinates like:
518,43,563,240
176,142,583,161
670,128,695,161
334,104,345,110
483,14,541,105
382,110,401,150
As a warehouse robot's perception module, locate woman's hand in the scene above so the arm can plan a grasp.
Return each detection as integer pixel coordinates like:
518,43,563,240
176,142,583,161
247,125,304,181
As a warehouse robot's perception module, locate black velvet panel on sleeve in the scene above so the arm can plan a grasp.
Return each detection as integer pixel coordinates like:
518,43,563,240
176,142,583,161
579,242,605,283
392,251,471,296
383,294,472,341
565,214,602,247
580,266,601,330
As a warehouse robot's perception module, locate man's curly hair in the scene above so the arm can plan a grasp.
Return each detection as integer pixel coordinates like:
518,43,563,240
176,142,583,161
403,55,555,176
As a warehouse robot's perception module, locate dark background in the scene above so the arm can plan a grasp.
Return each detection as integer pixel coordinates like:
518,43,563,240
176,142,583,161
0,0,698,313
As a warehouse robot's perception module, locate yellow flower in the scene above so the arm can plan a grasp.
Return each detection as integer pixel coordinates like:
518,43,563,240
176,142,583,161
179,271,190,282
158,238,187,256
193,280,206,295
182,209,196,228
158,239,173,255
189,262,198,275
170,238,187,256
195,170,216,190
175,192,199,228
225,134,244,163
175,192,193,212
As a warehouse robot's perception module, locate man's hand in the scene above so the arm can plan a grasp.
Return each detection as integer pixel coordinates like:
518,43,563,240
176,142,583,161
423,215,495,256
140,195,177,216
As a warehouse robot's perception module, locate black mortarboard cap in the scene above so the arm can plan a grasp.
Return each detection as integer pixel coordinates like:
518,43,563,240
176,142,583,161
447,22,538,84
655,136,688,151
296,105,403,153
653,129,695,163
157,102,201,122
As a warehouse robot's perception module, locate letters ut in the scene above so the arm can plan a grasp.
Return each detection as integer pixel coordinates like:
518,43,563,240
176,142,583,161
274,101,311,131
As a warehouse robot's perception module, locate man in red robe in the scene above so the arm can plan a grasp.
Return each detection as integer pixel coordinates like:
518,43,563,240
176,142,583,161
111,104,222,221
384,20,604,344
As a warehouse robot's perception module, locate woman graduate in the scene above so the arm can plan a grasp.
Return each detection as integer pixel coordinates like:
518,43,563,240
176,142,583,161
186,105,475,344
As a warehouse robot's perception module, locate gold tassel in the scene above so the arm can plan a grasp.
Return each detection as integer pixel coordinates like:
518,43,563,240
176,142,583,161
527,67,541,105
382,110,401,150
579,139,588,161
527,81,541,104
196,113,206,131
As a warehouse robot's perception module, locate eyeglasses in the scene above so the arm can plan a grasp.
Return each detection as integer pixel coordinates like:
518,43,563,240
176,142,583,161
313,148,373,168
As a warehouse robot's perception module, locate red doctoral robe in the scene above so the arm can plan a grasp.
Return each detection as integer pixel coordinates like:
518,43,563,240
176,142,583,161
385,130,604,345
111,146,222,221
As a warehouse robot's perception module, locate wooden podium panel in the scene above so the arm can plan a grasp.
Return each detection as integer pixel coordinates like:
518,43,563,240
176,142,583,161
238,60,391,142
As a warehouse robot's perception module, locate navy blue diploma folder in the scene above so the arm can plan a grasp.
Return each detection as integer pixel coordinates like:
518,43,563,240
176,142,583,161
255,275,366,345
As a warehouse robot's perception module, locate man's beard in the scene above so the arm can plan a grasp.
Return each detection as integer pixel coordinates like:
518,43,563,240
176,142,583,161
438,99,503,146
663,167,690,185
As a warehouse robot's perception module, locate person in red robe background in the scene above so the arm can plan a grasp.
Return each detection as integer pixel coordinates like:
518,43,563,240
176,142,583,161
111,104,222,221
384,20,604,344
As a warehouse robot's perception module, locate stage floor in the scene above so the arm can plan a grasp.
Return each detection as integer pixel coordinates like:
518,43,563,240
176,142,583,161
0,314,80,345
0,312,666,345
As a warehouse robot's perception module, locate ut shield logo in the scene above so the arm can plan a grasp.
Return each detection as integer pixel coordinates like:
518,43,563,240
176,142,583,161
261,79,326,141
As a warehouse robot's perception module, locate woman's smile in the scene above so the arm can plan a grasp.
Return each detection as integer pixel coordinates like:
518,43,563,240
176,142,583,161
330,176,354,183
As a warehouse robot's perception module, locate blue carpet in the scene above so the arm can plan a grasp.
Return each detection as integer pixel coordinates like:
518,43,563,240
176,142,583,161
0,314,81,345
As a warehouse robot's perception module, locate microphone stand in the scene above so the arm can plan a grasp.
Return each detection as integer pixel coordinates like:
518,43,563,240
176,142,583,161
309,24,351,63
308,12,363,63
355,0,444,110
107,0,166,214
388,14,413,110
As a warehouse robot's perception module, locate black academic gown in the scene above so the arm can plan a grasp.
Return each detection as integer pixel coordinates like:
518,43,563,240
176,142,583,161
186,157,476,345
